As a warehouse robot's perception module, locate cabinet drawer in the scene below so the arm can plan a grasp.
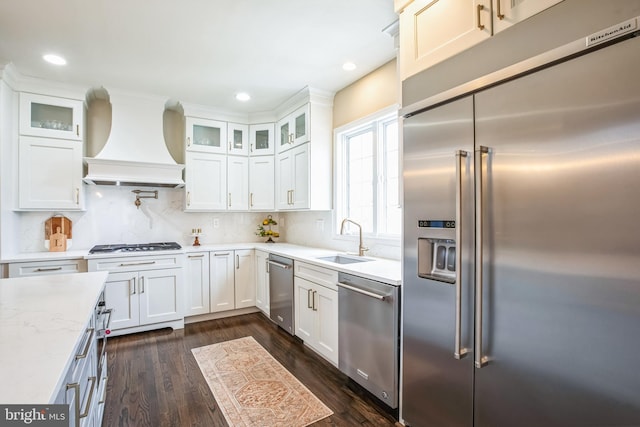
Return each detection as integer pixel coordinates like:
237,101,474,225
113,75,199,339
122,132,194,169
88,254,183,272
294,261,338,291
8,258,87,278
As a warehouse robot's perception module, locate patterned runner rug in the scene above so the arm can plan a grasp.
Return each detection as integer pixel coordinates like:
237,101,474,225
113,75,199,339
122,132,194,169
192,336,333,426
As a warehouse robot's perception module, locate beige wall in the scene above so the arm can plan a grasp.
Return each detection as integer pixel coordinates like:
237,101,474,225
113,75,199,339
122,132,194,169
332,58,398,129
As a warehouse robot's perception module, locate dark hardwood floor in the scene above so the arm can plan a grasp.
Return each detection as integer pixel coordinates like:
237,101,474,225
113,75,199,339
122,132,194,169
102,312,399,426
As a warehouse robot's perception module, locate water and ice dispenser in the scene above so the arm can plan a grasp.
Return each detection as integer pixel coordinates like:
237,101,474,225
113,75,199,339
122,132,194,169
417,220,457,284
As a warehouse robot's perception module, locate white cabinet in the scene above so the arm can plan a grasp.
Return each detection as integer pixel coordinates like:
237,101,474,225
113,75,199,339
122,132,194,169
210,250,235,312
294,261,339,365
185,116,227,154
18,136,84,210
492,0,564,33
227,122,249,155
20,93,83,141
234,249,255,308
87,254,184,335
277,104,309,153
400,0,492,80
8,258,87,277
255,250,270,315
249,156,275,210
399,0,564,80
184,152,227,211
249,123,275,155
227,155,249,210
184,252,210,316
276,143,310,210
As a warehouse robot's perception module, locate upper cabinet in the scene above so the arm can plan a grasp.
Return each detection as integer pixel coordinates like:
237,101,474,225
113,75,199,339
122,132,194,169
492,0,564,33
17,92,85,210
19,93,83,141
399,0,564,80
249,123,275,156
227,122,249,156
185,116,227,154
277,104,309,154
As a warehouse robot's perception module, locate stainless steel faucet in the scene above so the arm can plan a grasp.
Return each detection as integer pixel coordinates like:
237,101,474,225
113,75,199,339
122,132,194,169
340,218,368,256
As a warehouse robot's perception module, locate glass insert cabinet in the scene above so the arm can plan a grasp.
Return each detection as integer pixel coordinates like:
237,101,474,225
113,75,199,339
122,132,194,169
19,93,84,141
277,104,309,153
185,117,227,154
249,123,275,155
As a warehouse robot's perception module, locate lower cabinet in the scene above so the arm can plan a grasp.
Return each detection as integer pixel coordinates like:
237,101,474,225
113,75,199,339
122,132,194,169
255,250,270,315
294,261,339,365
88,254,184,335
8,258,87,277
185,249,255,317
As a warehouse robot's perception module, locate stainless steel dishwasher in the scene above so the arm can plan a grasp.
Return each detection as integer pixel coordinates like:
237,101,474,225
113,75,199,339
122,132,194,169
337,272,400,408
268,254,294,335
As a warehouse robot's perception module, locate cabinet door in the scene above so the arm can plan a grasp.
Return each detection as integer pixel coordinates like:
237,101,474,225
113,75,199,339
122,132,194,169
291,143,310,209
255,250,270,314
249,123,275,155
277,115,292,153
18,136,83,210
276,149,294,210
185,152,227,211
210,251,235,312
234,249,256,308
138,268,183,325
399,0,492,80
185,253,210,316
227,122,249,155
314,285,339,365
19,93,83,141
186,117,227,154
249,156,275,210
104,271,139,330
291,104,310,147
493,0,563,33
294,277,315,342
227,156,249,210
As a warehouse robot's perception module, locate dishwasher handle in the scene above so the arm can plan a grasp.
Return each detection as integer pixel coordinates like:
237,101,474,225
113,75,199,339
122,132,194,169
337,281,387,301
267,259,292,270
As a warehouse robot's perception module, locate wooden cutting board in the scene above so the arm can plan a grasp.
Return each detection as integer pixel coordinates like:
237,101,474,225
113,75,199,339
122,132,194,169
45,216,72,252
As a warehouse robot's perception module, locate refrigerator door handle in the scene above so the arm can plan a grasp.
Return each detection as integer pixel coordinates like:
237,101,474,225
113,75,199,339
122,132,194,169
475,146,490,368
454,150,469,360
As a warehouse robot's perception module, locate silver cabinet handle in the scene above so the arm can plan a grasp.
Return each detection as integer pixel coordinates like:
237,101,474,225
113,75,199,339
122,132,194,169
236,254,240,269
228,192,232,207
312,290,318,311
188,254,205,258
76,187,80,205
267,260,291,269
187,191,191,207
455,150,469,360
102,308,113,330
80,376,97,419
119,261,156,267
66,383,81,427
337,282,387,301
131,277,136,295
76,124,80,137
307,288,313,309
214,252,230,256
265,259,270,273
99,376,109,404
187,136,191,147
140,276,145,293
75,328,95,360
250,192,254,207
475,146,490,368
35,266,63,272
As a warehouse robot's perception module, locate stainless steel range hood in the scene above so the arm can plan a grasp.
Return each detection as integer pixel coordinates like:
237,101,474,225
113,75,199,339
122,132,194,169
83,89,184,188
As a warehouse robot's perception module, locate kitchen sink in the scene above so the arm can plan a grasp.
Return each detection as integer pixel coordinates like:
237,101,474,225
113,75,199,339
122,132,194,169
316,255,373,265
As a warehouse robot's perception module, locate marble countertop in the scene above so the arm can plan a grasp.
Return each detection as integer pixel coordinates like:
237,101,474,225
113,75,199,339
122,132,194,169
1,243,402,286
0,271,108,404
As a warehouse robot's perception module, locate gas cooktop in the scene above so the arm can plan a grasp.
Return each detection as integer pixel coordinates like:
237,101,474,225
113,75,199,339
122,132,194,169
88,242,182,254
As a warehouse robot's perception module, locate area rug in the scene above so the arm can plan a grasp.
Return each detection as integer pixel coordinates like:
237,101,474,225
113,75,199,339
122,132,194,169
192,336,333,427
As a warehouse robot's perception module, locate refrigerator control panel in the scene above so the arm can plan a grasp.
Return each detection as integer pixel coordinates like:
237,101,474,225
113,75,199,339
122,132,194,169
418,238,456,284
418,219,455,229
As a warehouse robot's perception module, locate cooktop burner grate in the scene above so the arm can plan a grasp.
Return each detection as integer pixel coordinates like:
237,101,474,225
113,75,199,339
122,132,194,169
89,242,182,254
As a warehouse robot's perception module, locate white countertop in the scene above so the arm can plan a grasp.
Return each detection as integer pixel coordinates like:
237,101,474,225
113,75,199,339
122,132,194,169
2,243,401,285
0,271,108,404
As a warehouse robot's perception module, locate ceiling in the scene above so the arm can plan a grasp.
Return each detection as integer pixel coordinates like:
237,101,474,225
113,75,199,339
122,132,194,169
0,0,398,115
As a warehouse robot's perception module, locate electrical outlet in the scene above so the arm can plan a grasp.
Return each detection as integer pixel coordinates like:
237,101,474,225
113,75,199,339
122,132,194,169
213,218,220,228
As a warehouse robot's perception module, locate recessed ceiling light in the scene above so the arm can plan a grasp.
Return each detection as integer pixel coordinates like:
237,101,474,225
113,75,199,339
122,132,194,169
43,54,67,66
342,62,356,71
235,92,251,102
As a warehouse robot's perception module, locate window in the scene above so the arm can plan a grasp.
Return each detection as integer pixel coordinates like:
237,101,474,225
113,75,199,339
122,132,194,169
335,107,400,239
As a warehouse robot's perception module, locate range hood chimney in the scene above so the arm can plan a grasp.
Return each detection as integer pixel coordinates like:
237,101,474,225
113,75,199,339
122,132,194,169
83,89,184,188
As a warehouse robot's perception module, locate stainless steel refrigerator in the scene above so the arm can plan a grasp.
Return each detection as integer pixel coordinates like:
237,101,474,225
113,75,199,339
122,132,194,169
401,27,640,427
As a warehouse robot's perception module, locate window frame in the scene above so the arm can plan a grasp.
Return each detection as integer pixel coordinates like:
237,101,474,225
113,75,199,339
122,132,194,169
333,105,401,245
